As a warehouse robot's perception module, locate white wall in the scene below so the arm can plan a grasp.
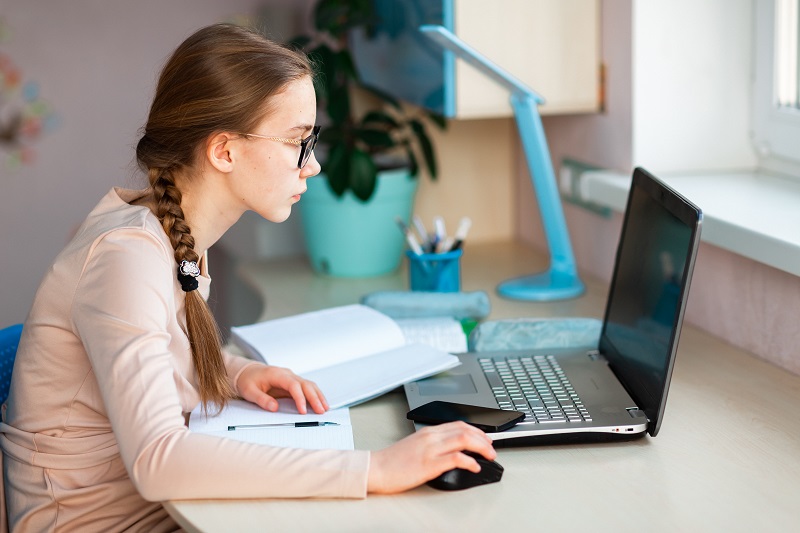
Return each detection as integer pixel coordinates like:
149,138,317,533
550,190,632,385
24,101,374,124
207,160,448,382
632,0,756,173
0,0,307,327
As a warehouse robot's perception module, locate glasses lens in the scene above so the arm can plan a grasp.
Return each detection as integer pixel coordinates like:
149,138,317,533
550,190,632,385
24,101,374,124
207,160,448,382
299,127,320,168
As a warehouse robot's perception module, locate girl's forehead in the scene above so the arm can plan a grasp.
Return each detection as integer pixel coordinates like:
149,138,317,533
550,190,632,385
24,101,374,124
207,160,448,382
263,78,316,128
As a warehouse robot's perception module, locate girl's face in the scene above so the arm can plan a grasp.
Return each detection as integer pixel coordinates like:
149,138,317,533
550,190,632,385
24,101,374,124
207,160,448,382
227,76,320,223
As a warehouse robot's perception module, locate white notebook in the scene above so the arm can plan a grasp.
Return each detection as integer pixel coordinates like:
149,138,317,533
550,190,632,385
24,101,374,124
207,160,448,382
189,398,354,450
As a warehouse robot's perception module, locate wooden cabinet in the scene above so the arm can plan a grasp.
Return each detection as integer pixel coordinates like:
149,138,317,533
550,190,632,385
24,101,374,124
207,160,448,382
351,0,600,119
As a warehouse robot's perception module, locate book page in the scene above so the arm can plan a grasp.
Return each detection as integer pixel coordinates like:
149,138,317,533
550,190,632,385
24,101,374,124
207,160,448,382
230,304,406,374
394,316,468,353
302,344,461,409
189,399,354,450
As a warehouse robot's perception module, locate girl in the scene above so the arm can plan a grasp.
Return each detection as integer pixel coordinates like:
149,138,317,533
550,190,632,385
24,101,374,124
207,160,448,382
0,23,494,532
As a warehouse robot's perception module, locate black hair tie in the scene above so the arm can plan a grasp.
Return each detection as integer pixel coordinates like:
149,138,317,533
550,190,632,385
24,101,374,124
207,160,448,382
178,260,200,292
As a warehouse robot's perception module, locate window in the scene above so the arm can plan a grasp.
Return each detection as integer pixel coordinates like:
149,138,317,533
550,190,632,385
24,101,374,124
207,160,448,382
753,0,800,171
776,0,799,108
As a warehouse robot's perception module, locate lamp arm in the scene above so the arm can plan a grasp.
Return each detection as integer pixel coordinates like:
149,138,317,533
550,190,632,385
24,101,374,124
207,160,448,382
418,25,543,102
418,25,584,301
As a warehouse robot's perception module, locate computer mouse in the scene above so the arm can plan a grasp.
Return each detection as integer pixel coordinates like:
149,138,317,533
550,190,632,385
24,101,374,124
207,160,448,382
426,451,504,491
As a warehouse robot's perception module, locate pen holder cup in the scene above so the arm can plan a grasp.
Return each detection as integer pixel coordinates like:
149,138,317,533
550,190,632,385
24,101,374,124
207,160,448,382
406,249,463,292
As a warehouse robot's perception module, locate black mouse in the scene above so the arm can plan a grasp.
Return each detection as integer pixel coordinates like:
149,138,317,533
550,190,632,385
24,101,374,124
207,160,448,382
426,451,504,491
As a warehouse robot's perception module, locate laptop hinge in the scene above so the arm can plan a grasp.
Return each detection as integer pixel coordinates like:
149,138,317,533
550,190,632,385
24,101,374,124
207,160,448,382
587,350,606,362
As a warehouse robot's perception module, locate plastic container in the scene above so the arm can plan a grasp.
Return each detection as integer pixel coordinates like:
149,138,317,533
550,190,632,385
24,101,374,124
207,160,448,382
406,249,463,292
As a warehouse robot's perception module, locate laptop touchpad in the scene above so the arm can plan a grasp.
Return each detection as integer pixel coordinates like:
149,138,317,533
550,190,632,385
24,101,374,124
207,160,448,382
418,374,477,396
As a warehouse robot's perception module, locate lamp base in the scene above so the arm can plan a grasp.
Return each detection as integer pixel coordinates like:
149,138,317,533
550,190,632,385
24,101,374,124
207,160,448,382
496,269,585,302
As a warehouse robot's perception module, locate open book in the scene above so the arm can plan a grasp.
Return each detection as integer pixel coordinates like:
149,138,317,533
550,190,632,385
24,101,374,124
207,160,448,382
230,305,462,409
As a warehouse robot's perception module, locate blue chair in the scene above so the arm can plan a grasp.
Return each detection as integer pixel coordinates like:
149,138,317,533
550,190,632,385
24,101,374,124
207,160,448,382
0,324,22,404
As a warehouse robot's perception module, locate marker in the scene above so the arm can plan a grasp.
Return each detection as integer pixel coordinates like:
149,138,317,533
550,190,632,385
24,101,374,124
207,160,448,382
412,215,431,252
433,216,447,244
395,217,425,255
436,236,455,254
228,421,340,431
449,217,472,251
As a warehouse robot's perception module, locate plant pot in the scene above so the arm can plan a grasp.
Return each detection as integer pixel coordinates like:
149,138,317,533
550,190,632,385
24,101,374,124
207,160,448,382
299,168,418,277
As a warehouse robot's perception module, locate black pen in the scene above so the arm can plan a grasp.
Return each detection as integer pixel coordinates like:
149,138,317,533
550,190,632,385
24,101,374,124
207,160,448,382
227,421,340,431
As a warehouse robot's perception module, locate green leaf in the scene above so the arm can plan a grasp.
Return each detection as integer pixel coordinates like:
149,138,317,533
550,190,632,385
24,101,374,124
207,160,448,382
318,128,344,146
410,119,437,179
314,0,348,37
314,0,374,38
324,144,350,197
327,84,351,125
356,128,394,150
361,110,400,128
425,110,448,130
336,49,359,82
349,149,378,202
405,144,419,177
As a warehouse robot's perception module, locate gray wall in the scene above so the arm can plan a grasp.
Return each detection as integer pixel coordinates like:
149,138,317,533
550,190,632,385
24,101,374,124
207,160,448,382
0,0,308,327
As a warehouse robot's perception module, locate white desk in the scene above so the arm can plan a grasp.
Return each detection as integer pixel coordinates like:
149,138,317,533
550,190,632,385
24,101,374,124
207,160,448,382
165,242,800,532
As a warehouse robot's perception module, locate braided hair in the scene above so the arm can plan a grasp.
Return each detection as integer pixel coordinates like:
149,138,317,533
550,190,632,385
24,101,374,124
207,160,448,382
135,23,312,412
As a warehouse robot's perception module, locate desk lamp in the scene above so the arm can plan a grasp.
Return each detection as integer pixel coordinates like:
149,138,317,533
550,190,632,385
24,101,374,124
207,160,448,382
419,25,584,301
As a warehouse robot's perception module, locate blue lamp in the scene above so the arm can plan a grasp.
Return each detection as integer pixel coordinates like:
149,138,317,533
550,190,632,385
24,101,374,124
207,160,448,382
418,25,584,301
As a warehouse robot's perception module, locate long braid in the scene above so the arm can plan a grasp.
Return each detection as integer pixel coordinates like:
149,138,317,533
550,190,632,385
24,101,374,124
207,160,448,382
135,23,313,413
150,169,234,412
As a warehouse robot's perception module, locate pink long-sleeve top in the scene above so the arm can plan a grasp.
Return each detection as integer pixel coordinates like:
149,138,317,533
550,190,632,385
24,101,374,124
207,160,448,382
0,188,369,532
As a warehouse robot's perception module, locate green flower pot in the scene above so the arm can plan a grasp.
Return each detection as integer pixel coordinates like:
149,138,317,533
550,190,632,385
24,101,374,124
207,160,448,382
299,168,418,277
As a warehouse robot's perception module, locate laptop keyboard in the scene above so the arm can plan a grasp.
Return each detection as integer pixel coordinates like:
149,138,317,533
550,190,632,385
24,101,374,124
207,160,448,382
479,355,592,424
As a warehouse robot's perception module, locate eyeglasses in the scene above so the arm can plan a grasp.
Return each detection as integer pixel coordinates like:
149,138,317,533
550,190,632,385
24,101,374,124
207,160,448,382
236,125,320,169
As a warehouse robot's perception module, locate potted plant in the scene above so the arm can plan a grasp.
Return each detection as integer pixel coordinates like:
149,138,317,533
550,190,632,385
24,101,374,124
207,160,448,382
288,0,446,277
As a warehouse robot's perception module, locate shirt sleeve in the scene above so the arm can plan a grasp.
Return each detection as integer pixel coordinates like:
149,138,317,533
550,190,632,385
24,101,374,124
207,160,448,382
222,349,261,394
72,229,369,502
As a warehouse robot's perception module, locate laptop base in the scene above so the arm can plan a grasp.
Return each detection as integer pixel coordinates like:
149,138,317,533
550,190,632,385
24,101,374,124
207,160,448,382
493,430,646,448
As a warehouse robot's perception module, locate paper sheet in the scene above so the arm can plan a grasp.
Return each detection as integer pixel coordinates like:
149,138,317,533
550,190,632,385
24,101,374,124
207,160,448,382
394,316,468,353
189,399,354,450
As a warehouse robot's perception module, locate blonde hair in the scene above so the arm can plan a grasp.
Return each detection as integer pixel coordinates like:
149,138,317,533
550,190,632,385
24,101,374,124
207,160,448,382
135,23,312,412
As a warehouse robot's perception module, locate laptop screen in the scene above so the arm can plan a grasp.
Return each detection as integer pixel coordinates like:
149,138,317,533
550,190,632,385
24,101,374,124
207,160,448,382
599,168,702,436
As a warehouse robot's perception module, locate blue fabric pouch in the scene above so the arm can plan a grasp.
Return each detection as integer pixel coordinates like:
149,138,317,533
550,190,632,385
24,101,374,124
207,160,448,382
360,290,491,320
468,317,602,352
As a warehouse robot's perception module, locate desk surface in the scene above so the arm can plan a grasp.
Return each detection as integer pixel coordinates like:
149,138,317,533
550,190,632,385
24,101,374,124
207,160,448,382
166,242,800,532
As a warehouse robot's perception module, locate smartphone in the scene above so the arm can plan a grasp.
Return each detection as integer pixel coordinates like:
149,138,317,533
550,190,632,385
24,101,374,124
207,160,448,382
407,400,525,432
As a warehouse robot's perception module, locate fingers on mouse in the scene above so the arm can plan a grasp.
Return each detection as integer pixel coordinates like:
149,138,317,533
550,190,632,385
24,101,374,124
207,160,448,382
426,451,504,491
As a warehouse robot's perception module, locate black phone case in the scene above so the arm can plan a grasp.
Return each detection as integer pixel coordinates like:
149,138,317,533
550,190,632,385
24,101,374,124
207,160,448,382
407,401,525,432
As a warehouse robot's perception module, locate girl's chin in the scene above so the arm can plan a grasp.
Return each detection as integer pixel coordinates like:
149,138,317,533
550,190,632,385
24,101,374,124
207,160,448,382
259,209,292,224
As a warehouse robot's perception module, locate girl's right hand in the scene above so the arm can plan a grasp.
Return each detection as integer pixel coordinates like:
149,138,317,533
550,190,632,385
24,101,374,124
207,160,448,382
366,421,496,494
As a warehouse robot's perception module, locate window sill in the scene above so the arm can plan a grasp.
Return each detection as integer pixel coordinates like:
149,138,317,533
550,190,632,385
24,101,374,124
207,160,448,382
579,170,800,277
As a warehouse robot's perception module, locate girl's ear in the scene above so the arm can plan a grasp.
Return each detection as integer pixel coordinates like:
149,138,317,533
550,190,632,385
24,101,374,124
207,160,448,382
207,133,235,173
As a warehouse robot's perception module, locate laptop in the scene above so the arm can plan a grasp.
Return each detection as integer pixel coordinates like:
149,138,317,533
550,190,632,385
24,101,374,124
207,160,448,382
404,167,703,444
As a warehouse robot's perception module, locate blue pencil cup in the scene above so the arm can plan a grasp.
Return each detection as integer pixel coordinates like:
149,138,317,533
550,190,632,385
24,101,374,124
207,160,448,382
406,249,463,292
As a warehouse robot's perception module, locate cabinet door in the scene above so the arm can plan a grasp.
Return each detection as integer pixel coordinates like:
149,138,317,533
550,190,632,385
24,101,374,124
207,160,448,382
351,0,600,119
454,0,600,118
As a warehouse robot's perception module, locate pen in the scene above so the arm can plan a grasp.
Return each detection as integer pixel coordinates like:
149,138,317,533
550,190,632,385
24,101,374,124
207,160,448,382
227,421,340,431
412,215,431,252
433,216,447,245
436,236,455,254
395,217,425,255
449,217,472,251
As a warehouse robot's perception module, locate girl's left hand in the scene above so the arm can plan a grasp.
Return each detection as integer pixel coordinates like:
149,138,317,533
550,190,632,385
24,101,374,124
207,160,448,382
236,364,329,414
